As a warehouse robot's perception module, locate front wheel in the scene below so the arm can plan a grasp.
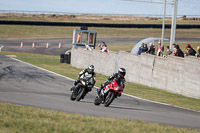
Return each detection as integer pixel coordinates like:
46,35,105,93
76,87,86,101
94,96,101,106
104,91,115,107
70,92,76,101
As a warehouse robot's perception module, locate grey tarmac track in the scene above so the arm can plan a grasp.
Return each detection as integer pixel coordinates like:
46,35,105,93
0,55,200,130
1,37,200,55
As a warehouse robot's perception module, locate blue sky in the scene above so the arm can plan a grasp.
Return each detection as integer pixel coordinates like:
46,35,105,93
0,0,199,16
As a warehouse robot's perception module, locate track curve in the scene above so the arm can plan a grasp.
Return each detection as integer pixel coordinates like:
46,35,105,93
0,55,200,129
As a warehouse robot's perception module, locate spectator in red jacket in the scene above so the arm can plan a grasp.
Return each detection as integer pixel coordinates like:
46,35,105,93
186,44,196,56
157,42,163,56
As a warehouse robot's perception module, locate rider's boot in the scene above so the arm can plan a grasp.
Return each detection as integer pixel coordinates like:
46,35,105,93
96,83,105,94
70,86,75,91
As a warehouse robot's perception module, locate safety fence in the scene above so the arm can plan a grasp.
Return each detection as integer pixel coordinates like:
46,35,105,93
1,20,200,29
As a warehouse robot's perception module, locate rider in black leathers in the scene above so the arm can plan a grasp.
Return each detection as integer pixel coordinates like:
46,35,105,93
71,65,96,97
97,68,126,96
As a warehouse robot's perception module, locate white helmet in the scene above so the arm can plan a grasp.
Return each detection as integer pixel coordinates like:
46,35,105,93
88,65,94,73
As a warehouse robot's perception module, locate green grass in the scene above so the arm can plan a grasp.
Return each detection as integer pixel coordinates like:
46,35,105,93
124,82,200,111
1,25,200,39
1,103,200,133
1,15,200,132
0,13,200,39
1,51,200,111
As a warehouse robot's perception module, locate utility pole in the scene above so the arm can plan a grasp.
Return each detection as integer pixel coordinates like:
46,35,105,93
170,0,178,51
161,0,167,55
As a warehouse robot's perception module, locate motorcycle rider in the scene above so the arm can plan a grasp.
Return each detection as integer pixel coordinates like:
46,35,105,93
97,68,126,96
72,65,96,97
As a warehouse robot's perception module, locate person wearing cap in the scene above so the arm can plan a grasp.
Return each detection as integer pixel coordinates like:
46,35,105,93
186,44,196,56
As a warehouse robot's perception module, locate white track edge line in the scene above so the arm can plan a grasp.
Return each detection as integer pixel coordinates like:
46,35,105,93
10,57,200,113
11,57,75,81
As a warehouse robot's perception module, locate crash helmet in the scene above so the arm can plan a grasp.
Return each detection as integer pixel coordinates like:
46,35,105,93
118,68,126,78
88,65,94,73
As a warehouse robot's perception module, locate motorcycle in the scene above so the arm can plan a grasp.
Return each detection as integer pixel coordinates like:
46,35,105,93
70,77,93,101
94,78,123,107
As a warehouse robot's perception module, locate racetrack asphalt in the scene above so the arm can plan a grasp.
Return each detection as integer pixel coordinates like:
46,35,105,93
0,55,200,130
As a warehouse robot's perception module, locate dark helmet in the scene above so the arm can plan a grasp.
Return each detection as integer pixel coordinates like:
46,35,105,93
88,65,94,73
118,68,126,78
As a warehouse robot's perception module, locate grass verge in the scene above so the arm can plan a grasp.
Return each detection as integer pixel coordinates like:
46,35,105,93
1,51,200,111
1,51,200,132
1,25,200,39
0,103,200,133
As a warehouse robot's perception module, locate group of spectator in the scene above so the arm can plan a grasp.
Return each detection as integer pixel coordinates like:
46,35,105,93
138,42,200,58
138,43,149,55
137,42,157,55
169,43,199,58
169,43,184,57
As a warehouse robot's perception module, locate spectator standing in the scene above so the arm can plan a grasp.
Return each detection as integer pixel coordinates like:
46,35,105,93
172,48,177,56
172,43,176,49
142,43,148,53
137,43,144,55
102,41,107,47
99,41,109,53
186,44,196,56
175,45,184,58
197,46,200,57
166,46,172,56
156,42,162,56
98,41,107,50
76,33,81,43
147,42,155,55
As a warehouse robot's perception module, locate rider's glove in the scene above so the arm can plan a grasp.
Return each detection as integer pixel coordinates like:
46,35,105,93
101,83,105,88
74,80,77,85
88,84,93,91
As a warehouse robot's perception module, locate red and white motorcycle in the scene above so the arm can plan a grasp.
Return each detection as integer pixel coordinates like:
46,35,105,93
94,79,123,107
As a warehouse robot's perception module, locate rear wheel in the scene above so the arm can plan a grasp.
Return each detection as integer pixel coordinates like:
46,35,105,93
104,91,115,107
76,87,86,101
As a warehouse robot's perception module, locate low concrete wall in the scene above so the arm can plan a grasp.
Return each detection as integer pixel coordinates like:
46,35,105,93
71,48,117,76
71,48,200,99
